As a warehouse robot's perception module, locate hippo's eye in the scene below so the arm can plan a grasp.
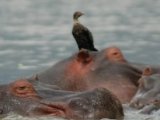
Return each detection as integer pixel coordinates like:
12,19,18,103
17,86,28,91
113,52,118,56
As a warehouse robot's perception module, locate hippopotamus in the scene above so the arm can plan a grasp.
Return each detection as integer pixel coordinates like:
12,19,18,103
130,67,160,114
0,79,124,120
31,49,142,103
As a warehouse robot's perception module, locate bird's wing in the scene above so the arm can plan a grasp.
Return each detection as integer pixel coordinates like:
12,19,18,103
83,26,94,43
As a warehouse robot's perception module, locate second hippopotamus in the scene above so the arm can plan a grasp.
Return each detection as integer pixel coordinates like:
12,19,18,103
0,79,124,120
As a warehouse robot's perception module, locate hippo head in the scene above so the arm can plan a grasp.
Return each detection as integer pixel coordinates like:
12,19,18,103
0,80,73,118
130,67,160,109
40,88,124,120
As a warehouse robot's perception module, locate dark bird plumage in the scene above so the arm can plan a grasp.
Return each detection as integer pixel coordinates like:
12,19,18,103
72,11,98,51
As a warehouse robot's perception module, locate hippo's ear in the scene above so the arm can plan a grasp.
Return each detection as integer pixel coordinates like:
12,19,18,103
143,67,152,76
30,74,39,81
76,49,92,64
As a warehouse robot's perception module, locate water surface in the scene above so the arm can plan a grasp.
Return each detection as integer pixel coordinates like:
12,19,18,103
0,0,160,119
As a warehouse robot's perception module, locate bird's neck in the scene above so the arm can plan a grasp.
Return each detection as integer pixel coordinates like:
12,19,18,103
73,19,80,24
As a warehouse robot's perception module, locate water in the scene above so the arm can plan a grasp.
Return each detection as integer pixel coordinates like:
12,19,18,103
0,0,160,119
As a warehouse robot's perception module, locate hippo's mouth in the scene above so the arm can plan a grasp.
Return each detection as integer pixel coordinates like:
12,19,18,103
33,102,71,118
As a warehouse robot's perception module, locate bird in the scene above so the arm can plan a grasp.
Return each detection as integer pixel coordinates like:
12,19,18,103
72,11,98,51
